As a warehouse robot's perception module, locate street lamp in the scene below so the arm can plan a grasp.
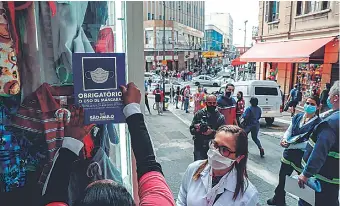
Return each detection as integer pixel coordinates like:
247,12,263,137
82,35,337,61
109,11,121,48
244,20,248,55
162,1,166,111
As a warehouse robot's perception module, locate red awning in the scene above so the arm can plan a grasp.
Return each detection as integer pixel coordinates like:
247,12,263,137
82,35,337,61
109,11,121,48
231,57,247,66
240,37,335,63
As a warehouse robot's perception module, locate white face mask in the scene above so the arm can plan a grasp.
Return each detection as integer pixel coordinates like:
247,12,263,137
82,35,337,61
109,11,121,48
207,148,235,170
86,68,113,84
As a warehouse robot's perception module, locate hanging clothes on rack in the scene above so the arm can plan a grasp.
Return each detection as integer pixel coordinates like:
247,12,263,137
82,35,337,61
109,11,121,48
19,1,94,97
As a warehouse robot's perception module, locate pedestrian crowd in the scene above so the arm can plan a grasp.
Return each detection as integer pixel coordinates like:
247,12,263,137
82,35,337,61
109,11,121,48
185,80,339,205
46,80,339,206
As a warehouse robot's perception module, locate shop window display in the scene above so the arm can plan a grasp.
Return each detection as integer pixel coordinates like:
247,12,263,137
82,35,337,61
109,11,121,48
296,63,323,103
0,2,132,205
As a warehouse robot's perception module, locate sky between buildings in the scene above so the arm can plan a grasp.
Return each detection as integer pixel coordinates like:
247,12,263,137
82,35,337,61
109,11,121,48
205,0,259,47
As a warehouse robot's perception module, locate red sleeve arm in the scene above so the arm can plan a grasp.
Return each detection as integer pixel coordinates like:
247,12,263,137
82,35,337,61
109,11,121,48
138,171,175,206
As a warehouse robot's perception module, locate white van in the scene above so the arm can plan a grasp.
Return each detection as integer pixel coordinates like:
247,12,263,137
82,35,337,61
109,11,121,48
215,80,283,125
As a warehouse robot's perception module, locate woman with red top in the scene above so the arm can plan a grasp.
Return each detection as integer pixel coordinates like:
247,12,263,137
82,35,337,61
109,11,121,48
194,85,206,114
43,83,175,206
236,91,245,125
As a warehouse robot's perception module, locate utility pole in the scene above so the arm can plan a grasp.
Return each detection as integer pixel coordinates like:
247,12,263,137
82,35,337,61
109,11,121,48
243,20,248,80
162,1,166,111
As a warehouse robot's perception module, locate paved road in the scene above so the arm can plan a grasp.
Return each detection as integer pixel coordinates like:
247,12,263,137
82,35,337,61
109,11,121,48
145,95,299,205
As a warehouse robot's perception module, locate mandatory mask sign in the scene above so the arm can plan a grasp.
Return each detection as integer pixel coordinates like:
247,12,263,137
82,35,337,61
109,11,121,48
73,53,126,124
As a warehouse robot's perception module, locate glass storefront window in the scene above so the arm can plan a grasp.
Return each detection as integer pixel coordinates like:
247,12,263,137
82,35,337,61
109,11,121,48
0,1,134,205
296,63,323,103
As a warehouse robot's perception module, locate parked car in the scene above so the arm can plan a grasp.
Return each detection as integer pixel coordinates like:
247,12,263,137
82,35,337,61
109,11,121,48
192,75,223,87
213,80,283,125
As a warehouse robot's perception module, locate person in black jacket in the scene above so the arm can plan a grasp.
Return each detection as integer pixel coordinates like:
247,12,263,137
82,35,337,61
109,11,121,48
42,83,175,206
190,95,225,161
319,83,331,113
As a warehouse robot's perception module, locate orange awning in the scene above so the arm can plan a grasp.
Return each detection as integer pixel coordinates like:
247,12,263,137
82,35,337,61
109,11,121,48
231,57,247,66
240,37,335,63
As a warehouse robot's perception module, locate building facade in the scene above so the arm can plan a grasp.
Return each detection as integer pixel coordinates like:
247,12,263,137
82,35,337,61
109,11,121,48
243,1,339,103
235,46,251,56
204,25,224,51
205,12,233,46
143,1,205,71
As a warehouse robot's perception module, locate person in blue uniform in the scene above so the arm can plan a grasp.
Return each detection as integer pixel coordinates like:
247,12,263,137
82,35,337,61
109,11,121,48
267,95,322,206
298,81,339,206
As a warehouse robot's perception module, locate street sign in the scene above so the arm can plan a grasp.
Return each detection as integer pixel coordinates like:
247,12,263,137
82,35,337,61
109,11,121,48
162,60,167,66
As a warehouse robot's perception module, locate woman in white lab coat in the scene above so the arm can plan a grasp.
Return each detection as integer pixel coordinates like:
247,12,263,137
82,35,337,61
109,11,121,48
177,125,259,206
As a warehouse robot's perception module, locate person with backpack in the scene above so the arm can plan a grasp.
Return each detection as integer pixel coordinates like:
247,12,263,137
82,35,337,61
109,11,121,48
153,85,163,115
241,97,265,157
286,84,302,117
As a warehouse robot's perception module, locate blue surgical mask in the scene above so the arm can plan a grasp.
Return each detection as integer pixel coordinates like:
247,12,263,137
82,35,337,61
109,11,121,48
304,104,317,114
327,97,333,109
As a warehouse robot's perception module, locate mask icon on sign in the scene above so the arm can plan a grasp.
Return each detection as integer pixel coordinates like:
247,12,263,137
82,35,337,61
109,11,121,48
85,68,114,84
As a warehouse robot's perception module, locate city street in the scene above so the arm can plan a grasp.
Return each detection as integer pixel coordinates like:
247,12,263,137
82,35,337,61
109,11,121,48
145,91,298,205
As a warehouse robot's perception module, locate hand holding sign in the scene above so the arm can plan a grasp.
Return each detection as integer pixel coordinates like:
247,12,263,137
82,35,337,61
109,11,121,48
64,106,95,142
120,82,141,106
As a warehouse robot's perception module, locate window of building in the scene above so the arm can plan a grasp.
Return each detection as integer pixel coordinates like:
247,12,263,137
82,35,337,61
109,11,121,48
159,15,162,20
265,1,280,22
296,1,302,16
304,1,329,14
147,12,151,20
152,13,154,20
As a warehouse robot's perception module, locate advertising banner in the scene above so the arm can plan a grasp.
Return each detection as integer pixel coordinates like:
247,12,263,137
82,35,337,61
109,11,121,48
73,53,126,124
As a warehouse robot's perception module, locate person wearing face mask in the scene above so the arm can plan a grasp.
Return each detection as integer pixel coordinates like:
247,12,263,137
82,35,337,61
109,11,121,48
190,95,226,161
236,91,245,125
297,81,339,206
217,83,238,125
242,97,265,157
177,125,259,206
267,96,322,206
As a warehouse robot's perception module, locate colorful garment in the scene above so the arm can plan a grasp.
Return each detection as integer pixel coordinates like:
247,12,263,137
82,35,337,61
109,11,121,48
0,104,25,192
0,2,20,96
11,83,94,186
194,92,206,114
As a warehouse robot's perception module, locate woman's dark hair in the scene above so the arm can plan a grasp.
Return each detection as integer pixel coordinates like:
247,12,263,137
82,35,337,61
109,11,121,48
177,86,180,91
307,95,321,107
74,180,135,206
250,97,258,107
238,91,243,99
192,125,249,201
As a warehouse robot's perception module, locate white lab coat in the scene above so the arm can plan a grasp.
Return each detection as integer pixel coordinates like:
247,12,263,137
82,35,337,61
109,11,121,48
177,160,259,206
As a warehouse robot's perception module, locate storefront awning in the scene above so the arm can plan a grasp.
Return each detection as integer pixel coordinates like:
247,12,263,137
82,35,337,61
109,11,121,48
231,57,247,66
240,37,335,63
